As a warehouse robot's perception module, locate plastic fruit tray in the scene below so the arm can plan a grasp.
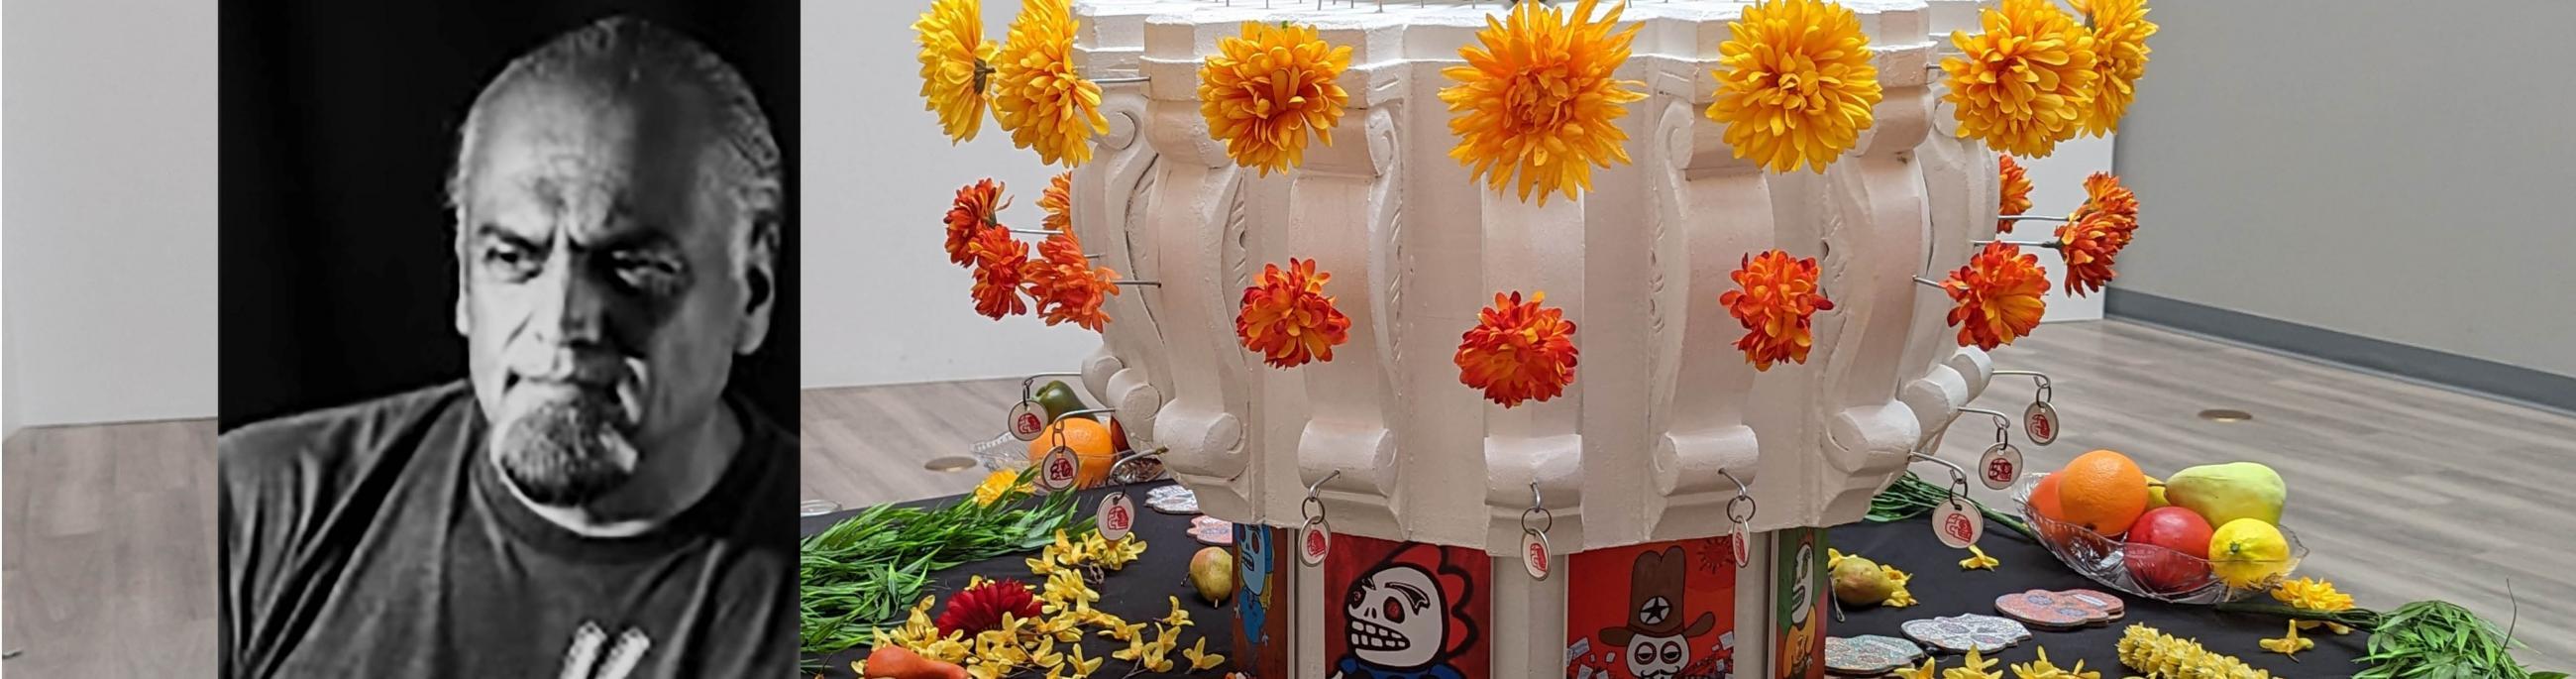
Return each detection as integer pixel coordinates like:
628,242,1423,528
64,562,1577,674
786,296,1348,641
2009,473,2306,605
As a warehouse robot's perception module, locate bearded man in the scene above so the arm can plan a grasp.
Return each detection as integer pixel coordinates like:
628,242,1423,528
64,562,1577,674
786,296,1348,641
218,17,793,678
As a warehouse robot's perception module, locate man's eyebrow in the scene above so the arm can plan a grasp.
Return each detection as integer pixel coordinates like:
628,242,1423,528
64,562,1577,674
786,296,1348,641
475,223,542,249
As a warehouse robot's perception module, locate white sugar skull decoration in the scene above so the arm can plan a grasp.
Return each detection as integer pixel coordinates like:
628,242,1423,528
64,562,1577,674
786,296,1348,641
1344,564,1444,669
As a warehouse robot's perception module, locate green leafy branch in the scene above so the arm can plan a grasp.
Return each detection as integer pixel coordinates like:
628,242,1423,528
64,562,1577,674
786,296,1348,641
799,467,1094,663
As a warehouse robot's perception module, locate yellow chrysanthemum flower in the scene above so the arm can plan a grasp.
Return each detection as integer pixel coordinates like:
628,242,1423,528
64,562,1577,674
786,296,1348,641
1438,0,1648,204
994,0,1110,167
1706,0,1883,173
914,0,998,143
2074,0,2155,137
1199,22,1353,175
1940,0,2099,158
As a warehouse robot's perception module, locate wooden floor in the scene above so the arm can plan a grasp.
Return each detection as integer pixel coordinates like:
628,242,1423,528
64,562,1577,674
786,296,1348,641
2,319,2566,674
3,419,218,677
802,319,2576,668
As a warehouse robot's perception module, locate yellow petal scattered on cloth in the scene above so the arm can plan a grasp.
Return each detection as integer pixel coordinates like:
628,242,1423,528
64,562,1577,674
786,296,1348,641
2258,620,2314,658
1896,657,1940,679
1943,647,2003,679
1960,545,2001,570
1184,637,1229,671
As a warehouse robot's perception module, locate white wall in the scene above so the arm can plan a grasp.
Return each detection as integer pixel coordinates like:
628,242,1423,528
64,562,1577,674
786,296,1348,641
2114,2,2576,378
2,0,221,427
802,0,1107,389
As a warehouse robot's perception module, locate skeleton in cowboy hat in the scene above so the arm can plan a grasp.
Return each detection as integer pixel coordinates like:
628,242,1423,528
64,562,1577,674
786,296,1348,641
1599,546,1718,679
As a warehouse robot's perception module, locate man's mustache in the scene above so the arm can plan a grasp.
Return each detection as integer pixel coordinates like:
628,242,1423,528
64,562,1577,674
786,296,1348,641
504,347,641,387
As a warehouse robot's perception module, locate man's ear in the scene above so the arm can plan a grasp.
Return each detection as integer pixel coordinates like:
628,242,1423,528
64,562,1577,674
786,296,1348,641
734,215,779,355
456,234,474,338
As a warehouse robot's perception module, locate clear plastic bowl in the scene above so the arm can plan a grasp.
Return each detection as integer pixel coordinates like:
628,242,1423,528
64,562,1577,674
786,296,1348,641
2009,472,2305,605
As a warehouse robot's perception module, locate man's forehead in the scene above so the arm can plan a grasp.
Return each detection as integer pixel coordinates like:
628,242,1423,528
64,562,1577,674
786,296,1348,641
461,81,729,242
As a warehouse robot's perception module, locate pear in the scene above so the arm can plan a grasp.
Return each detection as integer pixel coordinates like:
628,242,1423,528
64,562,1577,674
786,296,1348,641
1190,547,1236,605
2165,462,2286,527
1831,556,1897,606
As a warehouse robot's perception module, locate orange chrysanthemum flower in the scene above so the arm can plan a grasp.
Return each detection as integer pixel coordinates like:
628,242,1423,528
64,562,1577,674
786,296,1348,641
2055,214,2122,296
1455,290,1579,407
1234,259,1351,369
1439,0,1648,205
1940,0,2098,158
1941,242,2049,350
1040,171,1073,233
1020,228,1121,330
1198,22,1353,176
967,228,1031,319
1720,250,1837,371
2071,171,2139,247
993,0,1109,167
944,178,1008,267
1996,155,2034,233
1705,0,1883,174
2075,0,2156,137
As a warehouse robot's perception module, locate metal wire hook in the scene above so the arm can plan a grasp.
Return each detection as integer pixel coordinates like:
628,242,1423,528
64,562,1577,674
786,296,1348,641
1052,407,1119,426
1020,372,1084,398
1957,406,2015,432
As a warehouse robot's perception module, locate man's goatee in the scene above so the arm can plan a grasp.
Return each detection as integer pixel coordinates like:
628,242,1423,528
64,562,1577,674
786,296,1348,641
493,396,638,507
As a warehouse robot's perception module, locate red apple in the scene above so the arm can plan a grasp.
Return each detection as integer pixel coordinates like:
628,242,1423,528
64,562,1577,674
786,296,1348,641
2124,507,2215,593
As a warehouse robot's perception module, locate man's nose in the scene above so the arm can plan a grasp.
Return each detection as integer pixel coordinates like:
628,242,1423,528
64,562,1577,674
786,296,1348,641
528,253,608,346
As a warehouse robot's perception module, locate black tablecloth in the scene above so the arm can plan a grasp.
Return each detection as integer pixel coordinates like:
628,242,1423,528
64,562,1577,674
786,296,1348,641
805,483,2364,677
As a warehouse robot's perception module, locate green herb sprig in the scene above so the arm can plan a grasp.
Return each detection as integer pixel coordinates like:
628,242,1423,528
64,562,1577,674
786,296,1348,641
2353,600,2565,679
798,467,1093,661
1866,471,2036,540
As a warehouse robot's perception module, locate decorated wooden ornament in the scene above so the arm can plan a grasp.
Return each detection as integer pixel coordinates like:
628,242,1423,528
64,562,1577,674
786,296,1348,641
1189,515,1235,546
1898,614,2031,654
1991,589,2125,630
1824,635,1926,676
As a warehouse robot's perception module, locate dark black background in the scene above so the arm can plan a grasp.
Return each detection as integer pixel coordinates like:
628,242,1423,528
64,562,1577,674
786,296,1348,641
218,0,797,429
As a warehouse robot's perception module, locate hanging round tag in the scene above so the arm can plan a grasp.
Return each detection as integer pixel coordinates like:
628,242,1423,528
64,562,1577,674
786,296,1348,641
1727,527,1752,570
1007,400,1047,441
1096,491,1135,541
2023,400,2060,446
1297,518,1332,567
1933,501,1983,549
1034,447,1080,494
1520,529,1552,580
1977,443,2023,491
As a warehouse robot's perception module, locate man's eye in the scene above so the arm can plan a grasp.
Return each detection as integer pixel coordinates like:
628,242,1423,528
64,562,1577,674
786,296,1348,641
611,253,683,291
482,243,539,279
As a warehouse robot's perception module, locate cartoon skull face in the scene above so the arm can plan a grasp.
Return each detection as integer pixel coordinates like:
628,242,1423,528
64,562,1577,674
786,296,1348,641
1344,564,1443,668
1623,632,1689,679
1787,543,1815,625
1239,530,1270,600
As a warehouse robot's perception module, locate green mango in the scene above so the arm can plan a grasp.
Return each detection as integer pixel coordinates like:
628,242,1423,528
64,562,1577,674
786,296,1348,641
1034,380,1091,423
2164,462,2286,527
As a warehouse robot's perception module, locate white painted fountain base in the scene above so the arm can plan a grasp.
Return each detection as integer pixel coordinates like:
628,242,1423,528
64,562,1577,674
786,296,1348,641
1056,1,2005,675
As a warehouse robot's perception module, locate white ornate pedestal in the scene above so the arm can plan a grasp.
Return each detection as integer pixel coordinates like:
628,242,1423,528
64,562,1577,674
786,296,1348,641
1063,1,2003,676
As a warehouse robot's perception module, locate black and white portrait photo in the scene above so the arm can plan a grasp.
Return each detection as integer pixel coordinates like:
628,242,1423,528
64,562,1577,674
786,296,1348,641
216,3,798,677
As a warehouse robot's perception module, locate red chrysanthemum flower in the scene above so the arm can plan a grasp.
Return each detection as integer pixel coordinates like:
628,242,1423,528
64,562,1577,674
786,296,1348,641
2071,171,2139,247
1234,259,1351,369
2055,214,2123,296
1454,290,1578,407
944,178,1008,267
1720,250,1836,371
934,578,1045,636
1040,170,1073,234
1997,155,2033,233
967,227,1031,319
1941,242,2049,350
1020,228,1121,330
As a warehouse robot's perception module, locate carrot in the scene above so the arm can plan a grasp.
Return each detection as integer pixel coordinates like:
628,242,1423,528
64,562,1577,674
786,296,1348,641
861,645,967,679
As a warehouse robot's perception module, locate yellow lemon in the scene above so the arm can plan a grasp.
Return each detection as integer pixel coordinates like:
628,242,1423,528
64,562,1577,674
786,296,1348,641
2207,518,2292,588
2145,475,2171,509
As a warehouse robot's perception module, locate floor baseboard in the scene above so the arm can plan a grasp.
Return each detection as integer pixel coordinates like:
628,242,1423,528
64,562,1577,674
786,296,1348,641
2105,288,2576,415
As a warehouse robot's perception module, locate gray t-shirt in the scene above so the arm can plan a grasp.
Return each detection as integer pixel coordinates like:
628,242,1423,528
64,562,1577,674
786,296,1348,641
218,381,795,678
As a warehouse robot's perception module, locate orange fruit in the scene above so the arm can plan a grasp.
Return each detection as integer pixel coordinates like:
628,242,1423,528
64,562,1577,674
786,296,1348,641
1028,417,1118,488
2027,475,2083,546
2055,450,2149,535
